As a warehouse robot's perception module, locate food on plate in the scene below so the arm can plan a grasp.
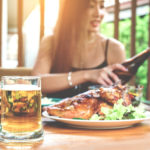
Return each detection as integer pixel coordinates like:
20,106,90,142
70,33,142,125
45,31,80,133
45,84,146,120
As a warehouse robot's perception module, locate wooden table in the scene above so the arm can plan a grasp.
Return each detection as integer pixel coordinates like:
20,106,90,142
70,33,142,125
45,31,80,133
0,118,150,150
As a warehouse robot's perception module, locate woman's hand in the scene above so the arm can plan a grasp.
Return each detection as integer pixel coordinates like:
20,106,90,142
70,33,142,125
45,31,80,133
86,64,127,86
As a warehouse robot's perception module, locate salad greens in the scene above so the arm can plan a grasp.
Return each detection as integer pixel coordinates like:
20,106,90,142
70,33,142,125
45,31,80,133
90,99,146,121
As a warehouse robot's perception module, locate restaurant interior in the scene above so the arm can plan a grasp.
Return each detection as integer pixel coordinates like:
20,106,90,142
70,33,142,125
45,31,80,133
0,0,150,149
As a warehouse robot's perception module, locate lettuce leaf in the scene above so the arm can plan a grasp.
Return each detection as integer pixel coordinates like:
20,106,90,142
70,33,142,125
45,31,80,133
90,99,146,120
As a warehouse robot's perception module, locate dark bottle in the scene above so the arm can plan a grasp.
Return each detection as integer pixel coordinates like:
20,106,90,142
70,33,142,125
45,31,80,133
114,47,150,84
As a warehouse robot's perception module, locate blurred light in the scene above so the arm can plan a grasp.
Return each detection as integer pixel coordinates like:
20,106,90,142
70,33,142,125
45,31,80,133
44,0,59,35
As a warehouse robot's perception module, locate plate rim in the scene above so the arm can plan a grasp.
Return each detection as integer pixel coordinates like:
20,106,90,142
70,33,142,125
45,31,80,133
42,111,150,123
42,111,150,129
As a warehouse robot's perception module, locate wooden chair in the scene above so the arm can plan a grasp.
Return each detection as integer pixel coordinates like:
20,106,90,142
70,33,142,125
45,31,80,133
0,67,32,80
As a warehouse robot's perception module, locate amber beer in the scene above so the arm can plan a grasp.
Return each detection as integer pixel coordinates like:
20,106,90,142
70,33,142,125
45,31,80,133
1,76,43,142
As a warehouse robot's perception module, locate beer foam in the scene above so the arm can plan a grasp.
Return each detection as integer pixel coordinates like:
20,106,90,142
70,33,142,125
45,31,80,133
2,84,41,91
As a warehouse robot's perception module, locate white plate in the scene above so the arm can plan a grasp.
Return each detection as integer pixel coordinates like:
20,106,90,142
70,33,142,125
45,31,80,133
42,111,150,129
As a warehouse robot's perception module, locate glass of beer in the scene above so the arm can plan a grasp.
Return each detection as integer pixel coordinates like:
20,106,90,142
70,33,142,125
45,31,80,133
1,76,43,143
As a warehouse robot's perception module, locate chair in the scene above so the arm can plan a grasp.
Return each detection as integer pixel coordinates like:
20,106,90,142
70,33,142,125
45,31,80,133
0,67,32,80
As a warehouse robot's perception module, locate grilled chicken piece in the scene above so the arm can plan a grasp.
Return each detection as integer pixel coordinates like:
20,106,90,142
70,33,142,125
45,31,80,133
46,84,133,119
46,93,99,119
99,84,131,106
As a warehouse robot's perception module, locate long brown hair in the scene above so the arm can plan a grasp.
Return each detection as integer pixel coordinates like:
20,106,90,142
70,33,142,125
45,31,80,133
51,0,91,73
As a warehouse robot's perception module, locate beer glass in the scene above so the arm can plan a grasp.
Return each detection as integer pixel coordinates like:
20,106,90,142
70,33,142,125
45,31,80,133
1,76,43,143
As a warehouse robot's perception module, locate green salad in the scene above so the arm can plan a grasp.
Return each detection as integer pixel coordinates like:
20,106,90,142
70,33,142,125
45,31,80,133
90,99,146,121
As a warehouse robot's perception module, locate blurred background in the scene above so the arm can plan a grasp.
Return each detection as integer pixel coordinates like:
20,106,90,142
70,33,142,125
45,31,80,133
0,0,150,99
0,0,59,68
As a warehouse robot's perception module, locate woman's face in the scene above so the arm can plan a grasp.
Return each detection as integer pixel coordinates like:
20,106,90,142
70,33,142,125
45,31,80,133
86,0,105,33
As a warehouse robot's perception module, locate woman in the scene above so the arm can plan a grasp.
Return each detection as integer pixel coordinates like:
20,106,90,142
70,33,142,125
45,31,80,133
32,0,127,98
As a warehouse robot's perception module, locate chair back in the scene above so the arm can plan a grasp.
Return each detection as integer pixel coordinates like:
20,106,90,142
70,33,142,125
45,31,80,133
0,67,32,80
